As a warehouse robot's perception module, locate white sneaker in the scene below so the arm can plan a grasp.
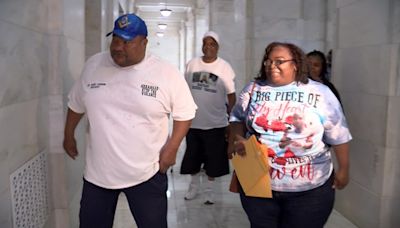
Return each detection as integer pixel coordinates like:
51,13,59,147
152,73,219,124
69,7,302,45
184,173,201,200
184,183,199,200
204,178,215,205
204,188,215,205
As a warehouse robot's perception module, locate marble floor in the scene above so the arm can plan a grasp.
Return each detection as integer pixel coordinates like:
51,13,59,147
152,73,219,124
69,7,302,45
112,166,359,228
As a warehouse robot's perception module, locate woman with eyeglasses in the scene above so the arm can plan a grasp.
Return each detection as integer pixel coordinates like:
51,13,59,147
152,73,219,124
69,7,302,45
228,42,351,228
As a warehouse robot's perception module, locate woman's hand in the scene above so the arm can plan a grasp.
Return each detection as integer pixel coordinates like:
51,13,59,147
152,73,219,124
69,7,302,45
228,135,246,158
227,122,246,159
332,143,350,189
333,168,349,189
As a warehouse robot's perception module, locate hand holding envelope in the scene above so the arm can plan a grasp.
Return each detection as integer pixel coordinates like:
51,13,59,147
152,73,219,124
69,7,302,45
231,135,272,198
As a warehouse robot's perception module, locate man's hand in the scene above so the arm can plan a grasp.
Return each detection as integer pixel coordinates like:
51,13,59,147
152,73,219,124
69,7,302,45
159,120,191,173
159,143,178,173
63,108,84,160
63,137,79,160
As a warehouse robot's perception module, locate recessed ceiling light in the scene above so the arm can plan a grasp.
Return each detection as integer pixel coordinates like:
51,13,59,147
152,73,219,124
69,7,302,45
158,23,167,30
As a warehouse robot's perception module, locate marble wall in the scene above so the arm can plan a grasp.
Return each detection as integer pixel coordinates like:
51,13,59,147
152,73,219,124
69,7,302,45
333,0,400,227
85,0,102,59
194,1,209,59
209,0,249,92
0,0,85,227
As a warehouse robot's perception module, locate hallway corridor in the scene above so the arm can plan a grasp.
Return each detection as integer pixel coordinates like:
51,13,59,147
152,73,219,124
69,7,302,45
2,0,400,227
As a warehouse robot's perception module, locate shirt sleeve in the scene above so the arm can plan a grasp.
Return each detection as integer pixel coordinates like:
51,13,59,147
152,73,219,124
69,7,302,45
67,54,102,114
169,66,197,121
224,62,236,94
229,82,254,122
320,86,352,145
67,78,86,114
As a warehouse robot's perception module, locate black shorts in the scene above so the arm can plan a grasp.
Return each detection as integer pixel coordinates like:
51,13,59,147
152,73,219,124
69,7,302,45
180,127,230,177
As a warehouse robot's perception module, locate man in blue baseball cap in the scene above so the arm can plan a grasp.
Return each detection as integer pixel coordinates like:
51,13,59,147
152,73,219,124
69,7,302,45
63,13,197,228
106,13,149,67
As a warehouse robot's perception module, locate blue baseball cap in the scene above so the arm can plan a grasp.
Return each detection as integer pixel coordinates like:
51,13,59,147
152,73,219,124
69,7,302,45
106,14,148,41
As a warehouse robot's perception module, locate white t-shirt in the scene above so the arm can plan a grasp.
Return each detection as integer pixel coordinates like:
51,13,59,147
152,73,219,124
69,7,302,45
185,57,235,129
230,80,352,192
68,52,197,189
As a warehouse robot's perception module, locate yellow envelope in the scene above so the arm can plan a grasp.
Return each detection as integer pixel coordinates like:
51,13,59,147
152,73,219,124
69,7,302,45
231,135,272,198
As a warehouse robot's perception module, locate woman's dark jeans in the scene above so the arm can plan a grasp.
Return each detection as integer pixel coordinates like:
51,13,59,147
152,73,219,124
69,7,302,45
240,174,335,228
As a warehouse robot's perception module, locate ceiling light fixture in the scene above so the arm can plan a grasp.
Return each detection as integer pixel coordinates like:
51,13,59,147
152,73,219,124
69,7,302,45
156,32,165,37
158,23,167,30
160,0,172,17
160,8,172,17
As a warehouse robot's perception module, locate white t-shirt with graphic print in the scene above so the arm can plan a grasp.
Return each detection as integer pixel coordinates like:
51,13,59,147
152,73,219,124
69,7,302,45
68,52,197,189
230,80,352,192
185,57,235,129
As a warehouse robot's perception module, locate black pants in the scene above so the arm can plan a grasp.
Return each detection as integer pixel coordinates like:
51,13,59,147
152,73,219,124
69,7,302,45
79,172,168,228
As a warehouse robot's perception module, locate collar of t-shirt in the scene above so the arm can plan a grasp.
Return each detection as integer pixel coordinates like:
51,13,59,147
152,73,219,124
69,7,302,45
107,52,151,71
200,56,220,65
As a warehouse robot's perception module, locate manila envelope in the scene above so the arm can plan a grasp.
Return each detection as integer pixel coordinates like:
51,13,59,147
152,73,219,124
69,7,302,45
231,135,272,198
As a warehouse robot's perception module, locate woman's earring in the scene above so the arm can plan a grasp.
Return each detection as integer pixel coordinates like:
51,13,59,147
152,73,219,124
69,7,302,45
263,61,267,66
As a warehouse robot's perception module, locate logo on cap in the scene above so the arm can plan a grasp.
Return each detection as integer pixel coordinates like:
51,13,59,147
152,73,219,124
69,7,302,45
106,13,148,41
117,16,131,29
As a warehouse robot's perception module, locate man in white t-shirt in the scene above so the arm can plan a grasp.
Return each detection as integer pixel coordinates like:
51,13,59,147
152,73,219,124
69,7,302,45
180,31,236,204
63,13,197,228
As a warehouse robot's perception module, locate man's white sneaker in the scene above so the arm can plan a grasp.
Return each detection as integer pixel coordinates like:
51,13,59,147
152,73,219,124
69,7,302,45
204,188,215,205
184,184,199,200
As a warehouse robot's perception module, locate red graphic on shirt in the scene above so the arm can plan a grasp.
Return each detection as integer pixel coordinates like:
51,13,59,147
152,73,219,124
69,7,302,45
255,115,293,132
255,113,315,180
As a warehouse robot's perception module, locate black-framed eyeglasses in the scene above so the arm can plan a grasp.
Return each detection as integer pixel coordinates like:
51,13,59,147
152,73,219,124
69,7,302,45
265,59,294,66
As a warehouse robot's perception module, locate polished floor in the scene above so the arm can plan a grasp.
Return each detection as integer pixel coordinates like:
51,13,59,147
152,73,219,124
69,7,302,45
111,152,359,228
